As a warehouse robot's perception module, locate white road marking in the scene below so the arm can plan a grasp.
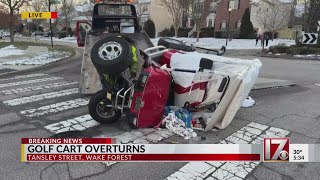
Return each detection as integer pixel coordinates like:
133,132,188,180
0,81,78,95
3,88,79,106
165,122,290,180
20,98,89,118
0,77,63,88
0,73,48,82
45,113,175,167
45,114,99,134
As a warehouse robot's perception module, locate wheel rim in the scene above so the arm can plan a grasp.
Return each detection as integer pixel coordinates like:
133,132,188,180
98,41,123,61
96,100,116,119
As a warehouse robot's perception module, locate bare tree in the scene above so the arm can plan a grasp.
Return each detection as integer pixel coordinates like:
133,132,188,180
160,0,183,37
256,2,291,39
25,0,48,33
0,0,27,42
190,0,205,42
304,0,320,32
60,0,75,36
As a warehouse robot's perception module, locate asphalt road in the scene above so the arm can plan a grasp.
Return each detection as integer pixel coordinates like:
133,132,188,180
0,49,319,180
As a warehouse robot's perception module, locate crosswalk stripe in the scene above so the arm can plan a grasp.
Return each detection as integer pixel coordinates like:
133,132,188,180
3,88,79,106
20,98,89,118
45,114,99,134
0,77,63,88
44,114,176,166
165,122,290,180
0,81,78,95
0,73,48,82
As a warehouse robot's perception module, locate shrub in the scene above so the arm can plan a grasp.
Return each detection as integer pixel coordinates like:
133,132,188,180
239,8,255,39
159,25,175,37
214,31,227,38
200,27,215,37
269,45,289,54
264,31,278,39
143,19,156,38
58,31,67,39
286,45,320,55
177,27,193,37
69,31,75,37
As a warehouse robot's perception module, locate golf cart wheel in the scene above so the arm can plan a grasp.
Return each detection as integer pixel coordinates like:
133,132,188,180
91,37,132,74
88,90,121,124
158,38,195,52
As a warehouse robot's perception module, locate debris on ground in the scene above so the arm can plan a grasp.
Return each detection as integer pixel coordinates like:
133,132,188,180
161,106,197,139
242,96,255,108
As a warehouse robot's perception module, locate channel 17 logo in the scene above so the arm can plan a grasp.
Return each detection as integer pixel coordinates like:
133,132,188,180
264,138,290,161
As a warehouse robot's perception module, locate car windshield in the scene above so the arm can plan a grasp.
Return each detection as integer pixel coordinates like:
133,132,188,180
97,5,132,16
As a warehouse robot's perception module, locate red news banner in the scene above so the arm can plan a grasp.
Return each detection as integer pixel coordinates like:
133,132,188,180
21,138,262,162
21,138,317,162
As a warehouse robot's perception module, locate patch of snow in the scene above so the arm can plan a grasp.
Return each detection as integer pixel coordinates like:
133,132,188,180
279,0,293,3
138,0,151,3
0,45,26,58
151,37,295,50
294,54,320,59
40,37,77,43
275,53,281,56
1,51,71,65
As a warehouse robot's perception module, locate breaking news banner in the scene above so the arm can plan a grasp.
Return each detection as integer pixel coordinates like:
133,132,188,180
20,138,320,162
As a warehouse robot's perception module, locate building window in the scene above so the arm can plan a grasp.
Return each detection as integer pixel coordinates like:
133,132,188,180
229,0,240,10
208,19,213,27
221,20,226,30
236,20,241,29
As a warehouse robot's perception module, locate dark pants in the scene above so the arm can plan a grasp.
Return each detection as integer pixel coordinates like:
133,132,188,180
256,39,259,46
266,40,269,47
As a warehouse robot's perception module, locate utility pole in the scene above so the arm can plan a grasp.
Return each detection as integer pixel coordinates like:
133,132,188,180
48,0,53,48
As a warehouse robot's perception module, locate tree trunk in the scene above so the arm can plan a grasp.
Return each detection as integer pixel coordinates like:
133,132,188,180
65,14,68,36
196,26,200,42
272,31,275,40
174,25,178,37
9,8,14,43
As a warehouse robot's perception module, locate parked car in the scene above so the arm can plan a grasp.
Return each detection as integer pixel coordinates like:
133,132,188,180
31,31,44,36
44,31,56,37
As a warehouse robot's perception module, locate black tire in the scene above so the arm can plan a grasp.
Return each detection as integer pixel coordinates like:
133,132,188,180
88,90,121,124
91,36,133,74
158,38,195,52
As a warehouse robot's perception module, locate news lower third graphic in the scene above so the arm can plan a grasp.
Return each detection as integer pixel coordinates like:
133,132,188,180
20,138,320,162
21,12,58,19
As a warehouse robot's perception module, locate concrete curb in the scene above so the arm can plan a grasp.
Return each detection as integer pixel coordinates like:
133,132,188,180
261,54,320,61
253,78,295,90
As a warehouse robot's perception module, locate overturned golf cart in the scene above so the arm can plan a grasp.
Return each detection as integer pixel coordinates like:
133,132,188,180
76,1,262,131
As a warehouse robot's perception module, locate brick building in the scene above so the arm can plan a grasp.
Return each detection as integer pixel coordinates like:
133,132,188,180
214,0,250,35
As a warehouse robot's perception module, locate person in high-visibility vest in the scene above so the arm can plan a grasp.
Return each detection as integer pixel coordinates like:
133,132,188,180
130,45,139,78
